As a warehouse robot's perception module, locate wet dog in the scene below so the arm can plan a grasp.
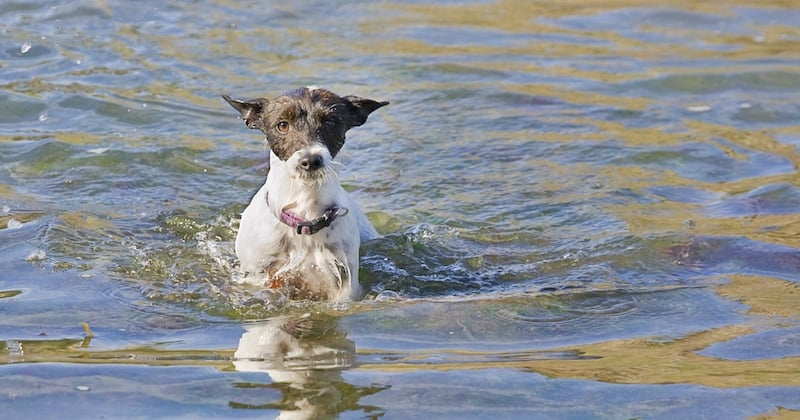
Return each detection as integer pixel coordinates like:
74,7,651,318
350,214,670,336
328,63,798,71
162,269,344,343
223,87,388,302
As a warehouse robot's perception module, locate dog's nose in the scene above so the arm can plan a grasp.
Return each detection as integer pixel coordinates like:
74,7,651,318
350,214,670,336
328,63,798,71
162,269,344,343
299,153,324,171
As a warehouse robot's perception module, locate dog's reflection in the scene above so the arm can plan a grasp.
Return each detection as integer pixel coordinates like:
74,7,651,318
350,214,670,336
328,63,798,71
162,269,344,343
231,313,386,419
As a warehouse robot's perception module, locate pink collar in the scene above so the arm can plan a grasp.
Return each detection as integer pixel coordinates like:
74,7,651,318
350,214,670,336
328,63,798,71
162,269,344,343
265,193,343,235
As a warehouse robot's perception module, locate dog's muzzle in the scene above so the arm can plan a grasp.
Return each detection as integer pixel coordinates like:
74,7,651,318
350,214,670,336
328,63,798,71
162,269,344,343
298,152,324,172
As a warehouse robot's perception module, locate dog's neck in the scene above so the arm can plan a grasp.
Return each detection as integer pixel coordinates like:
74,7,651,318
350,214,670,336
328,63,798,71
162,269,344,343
265,151,346,234
265,192,343,235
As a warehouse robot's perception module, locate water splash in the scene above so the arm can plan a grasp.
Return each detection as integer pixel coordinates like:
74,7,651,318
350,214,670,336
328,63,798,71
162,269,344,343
26,249,46,262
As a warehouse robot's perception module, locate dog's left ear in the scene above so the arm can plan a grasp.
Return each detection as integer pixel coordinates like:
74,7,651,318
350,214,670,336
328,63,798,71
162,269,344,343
343,96,389,128
223,95,268,130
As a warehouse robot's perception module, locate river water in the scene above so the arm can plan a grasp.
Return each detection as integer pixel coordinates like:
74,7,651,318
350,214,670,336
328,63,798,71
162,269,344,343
2,1,799,418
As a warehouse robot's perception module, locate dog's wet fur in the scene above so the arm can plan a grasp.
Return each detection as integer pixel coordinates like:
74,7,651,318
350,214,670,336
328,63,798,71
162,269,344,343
224,87,388,302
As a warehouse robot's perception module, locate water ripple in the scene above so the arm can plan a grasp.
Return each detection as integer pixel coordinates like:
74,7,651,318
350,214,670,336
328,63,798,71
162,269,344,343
1,0,798,346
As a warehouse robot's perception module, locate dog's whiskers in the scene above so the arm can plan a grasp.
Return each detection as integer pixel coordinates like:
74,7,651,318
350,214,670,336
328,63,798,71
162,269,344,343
307,164,337,187
330,160,357,180
330,160,347,172
323,166,338,185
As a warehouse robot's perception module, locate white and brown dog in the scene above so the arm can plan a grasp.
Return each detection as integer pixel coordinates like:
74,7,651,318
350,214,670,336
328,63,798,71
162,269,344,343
223,87,388,302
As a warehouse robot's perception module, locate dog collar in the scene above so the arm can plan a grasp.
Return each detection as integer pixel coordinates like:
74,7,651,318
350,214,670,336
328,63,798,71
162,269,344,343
265,193,346,235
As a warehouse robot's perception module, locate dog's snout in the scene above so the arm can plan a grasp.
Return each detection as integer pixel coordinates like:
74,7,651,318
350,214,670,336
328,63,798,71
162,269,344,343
299,153,324,171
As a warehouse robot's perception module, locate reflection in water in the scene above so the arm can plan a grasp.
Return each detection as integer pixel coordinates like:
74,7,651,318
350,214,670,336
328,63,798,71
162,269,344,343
232,313,387,419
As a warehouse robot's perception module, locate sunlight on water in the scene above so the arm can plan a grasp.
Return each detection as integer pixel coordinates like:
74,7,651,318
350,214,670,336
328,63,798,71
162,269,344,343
1,0,800,418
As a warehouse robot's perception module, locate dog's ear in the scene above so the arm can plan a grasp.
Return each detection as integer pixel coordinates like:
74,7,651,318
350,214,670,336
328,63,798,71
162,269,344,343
223,95,268,130
342,95,389,127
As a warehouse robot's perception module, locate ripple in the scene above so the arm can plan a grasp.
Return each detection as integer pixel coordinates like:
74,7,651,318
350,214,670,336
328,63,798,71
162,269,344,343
3,43,54,59
706,183,800,218
492,292,638,325
0,93,47,124
0,0,796,351
358,349,593,367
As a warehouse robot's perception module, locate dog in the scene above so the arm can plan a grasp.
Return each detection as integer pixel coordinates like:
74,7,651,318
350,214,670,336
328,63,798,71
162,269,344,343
223,87,388,302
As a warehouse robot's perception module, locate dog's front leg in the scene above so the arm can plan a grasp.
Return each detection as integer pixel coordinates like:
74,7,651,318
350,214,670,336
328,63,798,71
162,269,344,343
235,184,286,278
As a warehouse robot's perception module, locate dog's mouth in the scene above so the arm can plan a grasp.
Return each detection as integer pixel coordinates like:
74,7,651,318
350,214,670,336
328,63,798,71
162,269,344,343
294,164,338,184
296,169,323,180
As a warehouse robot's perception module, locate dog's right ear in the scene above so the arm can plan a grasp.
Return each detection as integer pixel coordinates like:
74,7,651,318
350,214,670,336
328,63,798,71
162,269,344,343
223,95,267,130
342,95,389,128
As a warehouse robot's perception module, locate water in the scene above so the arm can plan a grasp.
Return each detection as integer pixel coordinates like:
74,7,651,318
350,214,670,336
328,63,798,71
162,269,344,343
2,0,800,418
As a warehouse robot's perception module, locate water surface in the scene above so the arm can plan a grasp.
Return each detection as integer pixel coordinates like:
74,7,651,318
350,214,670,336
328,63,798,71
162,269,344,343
1,0,799,418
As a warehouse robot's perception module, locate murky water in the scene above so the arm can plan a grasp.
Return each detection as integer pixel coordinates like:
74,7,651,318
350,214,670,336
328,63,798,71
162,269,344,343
2,0,800,418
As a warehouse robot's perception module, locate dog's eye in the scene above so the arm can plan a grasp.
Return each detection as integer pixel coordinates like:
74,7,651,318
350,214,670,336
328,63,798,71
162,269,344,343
277,121,290,133
323,117,339,128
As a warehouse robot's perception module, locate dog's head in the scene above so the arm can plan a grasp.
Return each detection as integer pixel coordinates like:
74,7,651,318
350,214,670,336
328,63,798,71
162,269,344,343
223,87,388,180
